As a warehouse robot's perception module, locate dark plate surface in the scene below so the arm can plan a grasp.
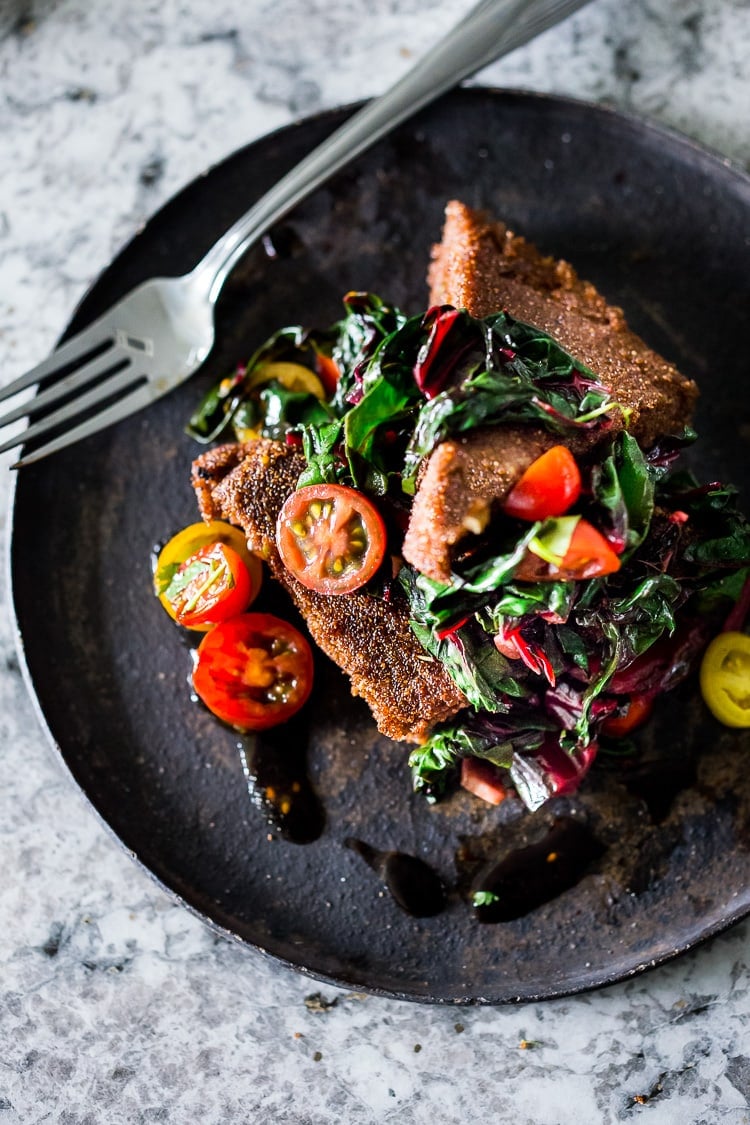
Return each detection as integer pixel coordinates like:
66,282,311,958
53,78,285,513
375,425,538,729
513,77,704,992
10,89,750,1004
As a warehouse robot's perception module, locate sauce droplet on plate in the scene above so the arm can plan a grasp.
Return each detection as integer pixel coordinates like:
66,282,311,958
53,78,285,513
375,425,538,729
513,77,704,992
345,837,447,917
239,711,325,844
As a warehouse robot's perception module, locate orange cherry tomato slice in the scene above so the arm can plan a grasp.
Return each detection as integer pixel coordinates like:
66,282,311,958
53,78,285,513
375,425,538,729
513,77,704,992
167,541,253,629
515,518,622,582
192,613,314,731
276,484,387,595
503,445,582,521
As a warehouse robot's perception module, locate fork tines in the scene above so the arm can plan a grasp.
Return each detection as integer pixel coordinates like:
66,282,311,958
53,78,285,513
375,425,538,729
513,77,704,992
0,332,149,465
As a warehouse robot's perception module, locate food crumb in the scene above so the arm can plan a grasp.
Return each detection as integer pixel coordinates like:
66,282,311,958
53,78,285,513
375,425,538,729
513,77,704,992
313,1051,323,1062
304,992,338,1013
518,1039,537,1050
413,1044,422,1053
454,1023,464,1034
293,1032,303,1039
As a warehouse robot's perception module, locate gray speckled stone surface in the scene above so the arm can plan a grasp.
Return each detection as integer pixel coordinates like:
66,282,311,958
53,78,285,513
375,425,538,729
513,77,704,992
2,1,750,1121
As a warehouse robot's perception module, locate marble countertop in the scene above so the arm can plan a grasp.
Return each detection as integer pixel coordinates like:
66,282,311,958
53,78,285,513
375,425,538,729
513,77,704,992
2,0,750,1121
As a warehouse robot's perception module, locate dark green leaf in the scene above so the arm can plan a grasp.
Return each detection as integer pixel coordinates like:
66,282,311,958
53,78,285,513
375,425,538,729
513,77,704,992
594,432,655,552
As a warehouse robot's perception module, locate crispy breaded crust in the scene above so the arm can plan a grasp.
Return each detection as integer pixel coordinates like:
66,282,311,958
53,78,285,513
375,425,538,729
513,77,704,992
403,201,699,581
427,202,697,445
191,440,467,743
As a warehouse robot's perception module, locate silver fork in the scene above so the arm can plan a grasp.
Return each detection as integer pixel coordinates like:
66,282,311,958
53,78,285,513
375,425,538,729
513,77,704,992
0,0,591,468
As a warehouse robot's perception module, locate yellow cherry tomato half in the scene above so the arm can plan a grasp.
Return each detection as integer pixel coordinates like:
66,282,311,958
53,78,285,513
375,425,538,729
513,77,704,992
154,520,262,630
249,361,326,399
699,631,750,728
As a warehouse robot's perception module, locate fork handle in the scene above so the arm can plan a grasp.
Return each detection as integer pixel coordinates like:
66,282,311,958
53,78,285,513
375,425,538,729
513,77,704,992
195,0,590,300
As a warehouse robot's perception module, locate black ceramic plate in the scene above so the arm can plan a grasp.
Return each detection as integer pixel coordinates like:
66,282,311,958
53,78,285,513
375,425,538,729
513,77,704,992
11,90,750,1004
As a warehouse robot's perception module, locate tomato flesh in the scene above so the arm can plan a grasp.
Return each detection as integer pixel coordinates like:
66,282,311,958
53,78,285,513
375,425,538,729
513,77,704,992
314,353,341,396
600,692,654,737
276,484,387,595
503,445,582,521
155,520,261,630
558,519,622,579
192,613,314,731
515,518,621,582
169,542,252,629
460,757,507,806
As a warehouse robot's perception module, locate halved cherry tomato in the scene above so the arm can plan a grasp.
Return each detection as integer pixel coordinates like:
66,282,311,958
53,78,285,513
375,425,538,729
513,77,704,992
276,484,387,595
700,631,750,728
515,518,621,582
192,613,314,731
154,520,262,630
503,445,582,521
601,692,654,737
166,541,253,629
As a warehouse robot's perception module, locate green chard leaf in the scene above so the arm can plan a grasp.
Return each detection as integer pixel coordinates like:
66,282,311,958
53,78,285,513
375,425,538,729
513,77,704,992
330,293,409,410
154,561,180,597
476,581,576,628
186,324,310,443
594,431,655,552
258,382,332,440
298,419,345,487
408,619,516,713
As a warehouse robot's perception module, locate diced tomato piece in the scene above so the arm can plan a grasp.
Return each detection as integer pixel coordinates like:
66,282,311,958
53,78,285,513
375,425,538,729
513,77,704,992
557,519,622,579
460,757,508,806
601,693,655,737
503,446,582,521
515,518,622,582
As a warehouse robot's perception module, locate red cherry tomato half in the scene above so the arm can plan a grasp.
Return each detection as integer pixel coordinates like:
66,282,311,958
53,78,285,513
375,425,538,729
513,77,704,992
515,518,622,582
168,542,253,629
503,445,582,521
192,613,314,731
155,520,262,631
600,693,654,737
276,484,387,595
